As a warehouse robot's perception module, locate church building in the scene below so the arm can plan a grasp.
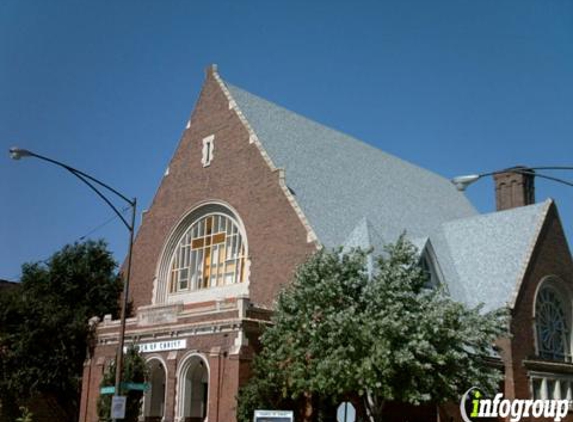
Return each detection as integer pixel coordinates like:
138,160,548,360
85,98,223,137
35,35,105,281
78,65,573,422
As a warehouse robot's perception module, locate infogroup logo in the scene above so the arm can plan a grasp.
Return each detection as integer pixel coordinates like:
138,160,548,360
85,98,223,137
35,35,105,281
460,387,569,422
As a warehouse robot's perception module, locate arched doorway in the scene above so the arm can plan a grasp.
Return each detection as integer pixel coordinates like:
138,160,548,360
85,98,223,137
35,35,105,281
178,355,209,422
143,359,166,422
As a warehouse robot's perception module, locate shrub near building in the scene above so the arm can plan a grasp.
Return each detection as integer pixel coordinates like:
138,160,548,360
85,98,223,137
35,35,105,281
239,238,509,422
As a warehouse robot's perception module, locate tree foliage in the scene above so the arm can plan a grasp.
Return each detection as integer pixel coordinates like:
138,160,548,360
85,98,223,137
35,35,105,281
239,236,508,422
0,240,123,422
97,346,148,422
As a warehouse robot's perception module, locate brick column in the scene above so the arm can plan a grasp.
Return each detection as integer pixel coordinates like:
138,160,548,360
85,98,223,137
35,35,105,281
165,351,179,422
85,356,106,422
208,347,222,422
78,359,92,422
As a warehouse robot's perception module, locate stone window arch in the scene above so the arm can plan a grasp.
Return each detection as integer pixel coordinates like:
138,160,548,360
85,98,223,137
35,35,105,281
155,202,250,304
534,276,572,362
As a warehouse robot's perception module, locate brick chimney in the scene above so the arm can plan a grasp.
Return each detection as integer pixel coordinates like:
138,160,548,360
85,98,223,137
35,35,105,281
493,166,535,211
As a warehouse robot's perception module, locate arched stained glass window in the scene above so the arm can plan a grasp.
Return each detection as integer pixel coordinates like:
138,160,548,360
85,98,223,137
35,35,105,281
169,213,246,292
536,285,570,361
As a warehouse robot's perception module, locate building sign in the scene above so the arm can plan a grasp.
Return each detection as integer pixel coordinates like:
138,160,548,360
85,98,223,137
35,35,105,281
254,410,294,422
110,395,126,419
125,339,187,353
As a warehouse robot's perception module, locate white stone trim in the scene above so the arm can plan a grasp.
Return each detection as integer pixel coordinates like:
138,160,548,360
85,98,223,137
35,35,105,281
210,66,319,247
138,302,183,326
166,283,249,305
201,134,215,167
97,321,242,346
152,200,251,305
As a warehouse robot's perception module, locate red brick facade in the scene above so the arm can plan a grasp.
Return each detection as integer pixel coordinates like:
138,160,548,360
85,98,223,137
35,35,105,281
508,204,573,402
439,203,573,422
79,66,315,422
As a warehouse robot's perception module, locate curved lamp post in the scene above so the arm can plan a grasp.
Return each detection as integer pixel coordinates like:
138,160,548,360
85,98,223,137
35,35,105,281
452,166,573,191
9,147,136,421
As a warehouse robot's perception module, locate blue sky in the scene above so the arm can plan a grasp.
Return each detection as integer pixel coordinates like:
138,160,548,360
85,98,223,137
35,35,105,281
1,0,572,280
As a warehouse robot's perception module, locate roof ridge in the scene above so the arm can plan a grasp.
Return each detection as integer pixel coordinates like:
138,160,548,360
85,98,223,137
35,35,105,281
432,199,552,311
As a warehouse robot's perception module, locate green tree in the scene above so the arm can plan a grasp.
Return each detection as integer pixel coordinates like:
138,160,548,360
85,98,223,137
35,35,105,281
0,240,123,422
239,236,508,422
96,346,148,422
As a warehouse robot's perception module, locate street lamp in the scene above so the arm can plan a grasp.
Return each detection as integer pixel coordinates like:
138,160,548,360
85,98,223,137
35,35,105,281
452,166,573,191
9,146,136,421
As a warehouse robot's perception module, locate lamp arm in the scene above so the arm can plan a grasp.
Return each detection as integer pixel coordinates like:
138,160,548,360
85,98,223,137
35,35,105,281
453,166,573,192
527,166,573,172
510,169,573,189
66,168,133,231
27,151,135,206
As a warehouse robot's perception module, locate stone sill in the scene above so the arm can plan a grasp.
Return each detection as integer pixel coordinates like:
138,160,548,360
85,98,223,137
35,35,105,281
523,358,573,374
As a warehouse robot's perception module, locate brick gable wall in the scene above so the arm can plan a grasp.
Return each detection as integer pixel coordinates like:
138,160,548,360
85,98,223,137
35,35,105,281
79,68,317,422
508,203,573,405
128,67,315,311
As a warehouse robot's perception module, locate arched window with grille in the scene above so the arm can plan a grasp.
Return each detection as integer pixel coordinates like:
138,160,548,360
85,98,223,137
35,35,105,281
155,202,250,304
169,213,246,292
535,277,572,362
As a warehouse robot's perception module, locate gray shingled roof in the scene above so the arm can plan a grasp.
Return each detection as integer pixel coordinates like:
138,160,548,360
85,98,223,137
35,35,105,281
224,79,549,311
431,200,550,311
226,82,478,249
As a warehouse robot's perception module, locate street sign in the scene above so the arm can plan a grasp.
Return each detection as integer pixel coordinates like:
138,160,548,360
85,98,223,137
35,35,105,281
111,395,126,419
122,382,149,391
100,386,115,395
100,383,148,395
254,410,294,422
337,402,356,422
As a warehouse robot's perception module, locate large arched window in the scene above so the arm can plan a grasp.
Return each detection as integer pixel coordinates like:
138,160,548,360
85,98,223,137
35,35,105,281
169,213,246,293
155,202,250,304
535,278,572,362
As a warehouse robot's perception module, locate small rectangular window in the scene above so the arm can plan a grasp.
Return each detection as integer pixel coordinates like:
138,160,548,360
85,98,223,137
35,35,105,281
201,135,215,167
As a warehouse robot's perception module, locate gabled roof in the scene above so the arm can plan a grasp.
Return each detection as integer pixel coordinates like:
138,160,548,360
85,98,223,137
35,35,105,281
217,73,551,312
225,82,477,249
341,217,386,275
431,200,551,311
342,217,385,252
